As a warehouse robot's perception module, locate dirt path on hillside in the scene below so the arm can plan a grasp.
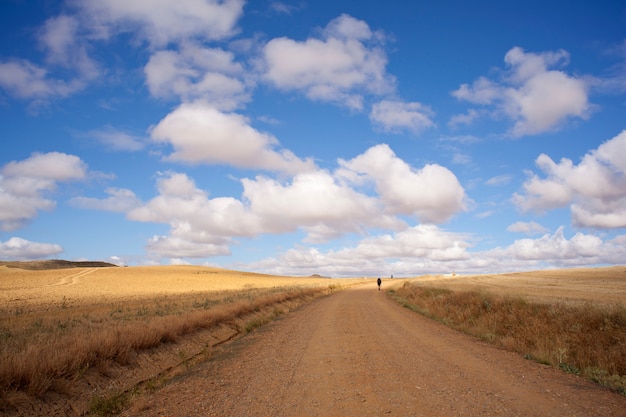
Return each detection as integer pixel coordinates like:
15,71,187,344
45,268,96,287
122,284,625,417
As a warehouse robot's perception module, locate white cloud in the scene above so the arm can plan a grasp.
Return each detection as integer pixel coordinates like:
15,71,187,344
86,126,145,151
452,47,590,136
485,175,512,186
262,14,395,109
452,152,472,165
513,130,626,228
448,109,482,128
245,224,473,277
0,59,87,101
369,100,435,134
1,1,243,103
125,142,467,260
150,101,316,174
241,171,405,243
0,14,99,103
338,144,467,223
118,164,623,271
503,226,602,261
125,167,406,259
475,211,494,219
0,152,87,231
0,237,63,260
506,221,549,235
144,43,249,108
127,173,252,259
269,1,301,15
246,225,626,277
39,15,99,79
586,40,626,94
146,234,232,258
453,76,500,104
2,152,87,180
75,0,245,47
71,187,142,212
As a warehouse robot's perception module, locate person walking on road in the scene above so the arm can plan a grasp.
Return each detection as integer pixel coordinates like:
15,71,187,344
377,277,382,291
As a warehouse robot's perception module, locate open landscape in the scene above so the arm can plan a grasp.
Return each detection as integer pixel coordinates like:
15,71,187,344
1,262,625,416
0,261,357,416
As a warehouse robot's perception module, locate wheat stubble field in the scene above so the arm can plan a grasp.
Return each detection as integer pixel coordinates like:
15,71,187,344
0,262,355,416
1,262,626,416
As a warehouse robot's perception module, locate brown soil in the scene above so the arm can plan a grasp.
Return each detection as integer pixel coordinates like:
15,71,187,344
122,283,626,417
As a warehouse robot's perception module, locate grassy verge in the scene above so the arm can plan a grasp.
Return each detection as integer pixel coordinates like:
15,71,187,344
0,285,336,413
389,282,626,395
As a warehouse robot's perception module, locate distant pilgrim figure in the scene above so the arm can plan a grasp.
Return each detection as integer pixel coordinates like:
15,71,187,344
377,277,382,291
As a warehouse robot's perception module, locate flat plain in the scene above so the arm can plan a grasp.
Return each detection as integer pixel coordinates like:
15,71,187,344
411,266,626,306
1,263,625,416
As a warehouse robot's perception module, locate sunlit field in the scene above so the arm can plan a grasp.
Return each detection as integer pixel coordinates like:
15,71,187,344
408,266,626,306
0,263,359,415
392,266,626,395
2,263,625,415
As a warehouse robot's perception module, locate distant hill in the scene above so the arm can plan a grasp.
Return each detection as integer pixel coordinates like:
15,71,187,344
0,259,118,270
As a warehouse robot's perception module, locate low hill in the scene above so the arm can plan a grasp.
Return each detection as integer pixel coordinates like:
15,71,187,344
0,259,118,270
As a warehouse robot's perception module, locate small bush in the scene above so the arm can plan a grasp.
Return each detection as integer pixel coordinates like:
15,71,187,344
0,286,330,407
392,282,626,394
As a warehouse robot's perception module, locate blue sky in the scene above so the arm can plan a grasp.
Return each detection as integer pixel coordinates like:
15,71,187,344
1,0,625,277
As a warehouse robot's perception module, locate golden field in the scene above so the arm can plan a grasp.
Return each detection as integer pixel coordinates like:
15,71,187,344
0,263,359,415
410,266,626,306
0,264,341,308
391,266,626,395
1,263,625,414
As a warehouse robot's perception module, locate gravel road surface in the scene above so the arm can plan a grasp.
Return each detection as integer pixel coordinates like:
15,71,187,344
122,284,625,416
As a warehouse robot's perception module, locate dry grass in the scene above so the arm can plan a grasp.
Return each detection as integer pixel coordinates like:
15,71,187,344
390,266,626,394
0,264,356,413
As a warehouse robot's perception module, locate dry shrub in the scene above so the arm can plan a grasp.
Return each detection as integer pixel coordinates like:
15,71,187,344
392,282,626,394
0,390,31,414
0,285,328,405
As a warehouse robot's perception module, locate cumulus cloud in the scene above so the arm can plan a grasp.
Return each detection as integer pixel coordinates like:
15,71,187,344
39,15,99,78
448,109,482,128
452,46,591,136
369,100,435,134
0,152,88,231
0,237,63,260
338,144,467,223
124,142,468,260
476,228,623,271
0,14,99,103
513,130,626,228
125,166,407,259
242,171,405,243
150,101,316,174
144,43,249,108
126,172,259,259
246,225,626,277
500,226,602,261
506,221,549,235
1,1,243,104
0,59,88,102
75,0,245,47
146,234,232,258
245,224,473,277
71,187,142,212
262,14,395,109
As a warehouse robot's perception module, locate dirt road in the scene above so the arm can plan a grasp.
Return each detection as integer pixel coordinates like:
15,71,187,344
122,284,625,416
